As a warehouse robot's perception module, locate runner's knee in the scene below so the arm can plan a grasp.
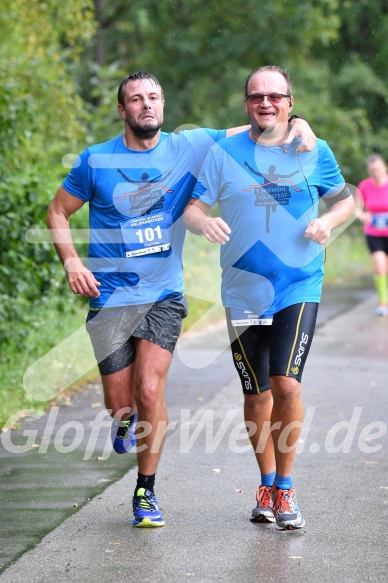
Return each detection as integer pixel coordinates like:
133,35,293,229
135,377,166,411
270,375,300,401
244,391,272,409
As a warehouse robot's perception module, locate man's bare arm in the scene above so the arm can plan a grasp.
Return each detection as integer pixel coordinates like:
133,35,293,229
283,118,317,152
225,124,251,137
226,119,317,152
46,186,101,298
183,199,231,245
304,186,355,245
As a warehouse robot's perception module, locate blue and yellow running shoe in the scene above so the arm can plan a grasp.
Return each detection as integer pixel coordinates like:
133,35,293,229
111,414,138,454
132,488,165,527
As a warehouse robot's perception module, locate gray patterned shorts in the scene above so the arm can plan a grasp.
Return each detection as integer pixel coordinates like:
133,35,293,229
86,297,188,376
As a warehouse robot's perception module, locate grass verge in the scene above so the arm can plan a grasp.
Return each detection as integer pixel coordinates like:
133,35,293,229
0,301,99,428
323,227,371,286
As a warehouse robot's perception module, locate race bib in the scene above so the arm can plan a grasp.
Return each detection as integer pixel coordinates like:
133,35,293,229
121,212,173,257
230,308,273,326
371,213,388,229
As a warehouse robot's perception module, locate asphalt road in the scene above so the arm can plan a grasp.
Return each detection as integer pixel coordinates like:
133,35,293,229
0,287,387,582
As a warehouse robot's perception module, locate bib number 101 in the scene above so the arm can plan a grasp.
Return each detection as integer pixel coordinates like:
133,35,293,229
135,225,162,243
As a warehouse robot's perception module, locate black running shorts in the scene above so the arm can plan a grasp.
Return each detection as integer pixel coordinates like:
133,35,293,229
366,234,388,255
86,297,188,376
226,302,319,394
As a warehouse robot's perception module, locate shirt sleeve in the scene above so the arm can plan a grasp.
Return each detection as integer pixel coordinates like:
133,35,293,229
183,128,226,149
182,128,226,167
62,148,94,202
191,143,222,206
318,142,345,198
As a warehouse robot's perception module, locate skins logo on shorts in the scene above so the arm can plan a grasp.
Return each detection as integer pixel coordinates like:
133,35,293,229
235,360,252,391
291,366,299,375
294,332,309,367
234,353,242,361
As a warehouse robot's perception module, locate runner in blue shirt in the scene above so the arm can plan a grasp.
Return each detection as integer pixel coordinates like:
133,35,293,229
184,65,354,530
46,71,317,528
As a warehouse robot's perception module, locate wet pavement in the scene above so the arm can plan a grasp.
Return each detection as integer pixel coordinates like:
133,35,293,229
0,382,136,571
0,282,387,582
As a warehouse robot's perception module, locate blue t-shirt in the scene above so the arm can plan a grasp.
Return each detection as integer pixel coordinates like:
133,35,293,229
192,130,345,317
63,128,226,307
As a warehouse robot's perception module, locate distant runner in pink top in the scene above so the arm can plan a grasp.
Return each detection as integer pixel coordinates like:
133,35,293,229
356,154,388,316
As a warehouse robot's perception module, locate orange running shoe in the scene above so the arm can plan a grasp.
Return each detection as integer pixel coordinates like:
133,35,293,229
273,487,305,530
250,485,275,523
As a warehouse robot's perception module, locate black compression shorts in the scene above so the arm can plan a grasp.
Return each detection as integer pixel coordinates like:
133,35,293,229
226,302,319,394
86,297,188,376
366,234,388,255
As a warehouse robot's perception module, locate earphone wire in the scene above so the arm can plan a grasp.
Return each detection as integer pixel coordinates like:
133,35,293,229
297,151,327,264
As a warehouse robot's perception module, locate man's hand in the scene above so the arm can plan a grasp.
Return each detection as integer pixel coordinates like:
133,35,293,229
284,118,317,152
202,216,231,244
46,186,102,297
65,258,101,298
304,216,332,245
305,194,355,245
184,200,231,244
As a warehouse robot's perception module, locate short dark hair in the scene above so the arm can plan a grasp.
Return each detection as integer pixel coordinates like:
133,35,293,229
244,65,292,97
118,72,164,106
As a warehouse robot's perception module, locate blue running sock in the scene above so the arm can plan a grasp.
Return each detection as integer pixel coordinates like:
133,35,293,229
261,471,276,487
274,474,293,490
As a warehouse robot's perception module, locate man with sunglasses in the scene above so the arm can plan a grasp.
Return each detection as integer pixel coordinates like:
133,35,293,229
184,65,354,530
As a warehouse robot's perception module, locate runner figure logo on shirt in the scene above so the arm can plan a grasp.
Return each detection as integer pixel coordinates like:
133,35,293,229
114,168,174,215
241,161,302,233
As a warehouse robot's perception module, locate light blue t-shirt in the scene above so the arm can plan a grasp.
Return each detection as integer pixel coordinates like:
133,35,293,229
63,128,226,307
192,130,345,317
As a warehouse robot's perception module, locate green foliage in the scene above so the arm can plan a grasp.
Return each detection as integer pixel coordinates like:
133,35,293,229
76,0,340,131
325,0,388,80
289,61,370,183
0,0,96,343
78,0,388,189
324,222,371,285
311,2,388,178
81,62,127,144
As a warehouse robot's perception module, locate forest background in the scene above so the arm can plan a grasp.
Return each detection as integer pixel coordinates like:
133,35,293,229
1,0,387,425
